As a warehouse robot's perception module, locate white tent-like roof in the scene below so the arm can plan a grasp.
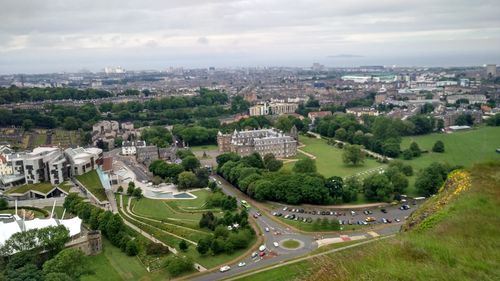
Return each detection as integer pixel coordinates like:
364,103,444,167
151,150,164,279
0,221,22,245
0,217,82,246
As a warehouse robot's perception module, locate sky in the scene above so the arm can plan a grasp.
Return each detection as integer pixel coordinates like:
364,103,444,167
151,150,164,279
1,0,500,74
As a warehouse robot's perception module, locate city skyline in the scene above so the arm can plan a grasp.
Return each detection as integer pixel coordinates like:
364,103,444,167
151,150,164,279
1,0,500,74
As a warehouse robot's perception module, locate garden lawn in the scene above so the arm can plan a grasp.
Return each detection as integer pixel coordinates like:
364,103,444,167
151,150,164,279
189,144,218,152
166,189,214,211
5,182,54,194
291,135,385,178
76,170,107,202
401,126,500,171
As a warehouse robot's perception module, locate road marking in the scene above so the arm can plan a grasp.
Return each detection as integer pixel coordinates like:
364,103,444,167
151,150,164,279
367,231,380,237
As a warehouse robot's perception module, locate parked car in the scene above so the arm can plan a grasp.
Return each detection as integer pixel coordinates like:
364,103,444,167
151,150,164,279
395,218,401,222
251,252,258,258
220,266,231,272
273,242,279,247
381,208,387,213
238,262,246,267
365,217,376,222
265,227,270,232
259,251,266,257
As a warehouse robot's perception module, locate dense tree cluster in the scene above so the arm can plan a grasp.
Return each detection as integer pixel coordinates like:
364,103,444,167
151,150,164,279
149,150,208,189
217,152,333,205
0,86,113,104
164,256,194,277
173,125,218,146
205,190,238,211
486,113,500,126
361,161,412,202
315,114,439,158
415,162,457,196
63,193,141,256
0,225,70,257
141,127,173,147
197,210,254,256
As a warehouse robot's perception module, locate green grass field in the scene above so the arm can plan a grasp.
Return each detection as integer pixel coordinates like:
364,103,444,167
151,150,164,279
401,126,500,196
283,136,385,178
401,126,500,171
237,162,500,281
76,170,107,201
82,239,169,281
189,144,218,152
5,182,54,194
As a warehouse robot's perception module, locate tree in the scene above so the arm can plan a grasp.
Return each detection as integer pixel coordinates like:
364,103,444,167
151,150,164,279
124,239,139,256
179,240,189,252
343,176,361,203
293,158,317,173
363,174,393,202
197,237,212,255
177,171,198,190
116,186,123,193
5,263,43,281
181,156,201,171
0,197,7,209
415,162,450,196
325,176,344,199
386,170,408,194
44,273,73,281
208,181,217,192
42,248,88,279
62,116,80,130
275,116,293,132
22,119,34,131
127,183,135,196
335,128,348,141
342,144,365,165
165,256,194,277
402,149,413,160
436,119,445,131
132,187,143,199
432,140,445,153
409,142,421,157
455,114,474,126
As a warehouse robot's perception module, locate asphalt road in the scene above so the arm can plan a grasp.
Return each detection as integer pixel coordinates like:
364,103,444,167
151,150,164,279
193,176,409,281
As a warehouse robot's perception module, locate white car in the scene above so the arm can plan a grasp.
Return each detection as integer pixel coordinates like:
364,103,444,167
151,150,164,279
238,262,246,267
265,227,270,232
219,265,231,272
273,242,279,247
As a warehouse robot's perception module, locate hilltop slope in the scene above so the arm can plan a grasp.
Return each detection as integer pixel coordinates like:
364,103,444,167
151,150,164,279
297,162,500,281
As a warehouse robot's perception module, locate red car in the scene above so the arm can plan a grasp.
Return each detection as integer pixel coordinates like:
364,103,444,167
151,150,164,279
259,251,266,257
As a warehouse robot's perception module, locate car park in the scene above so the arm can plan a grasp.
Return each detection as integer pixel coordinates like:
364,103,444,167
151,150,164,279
220,266,231,272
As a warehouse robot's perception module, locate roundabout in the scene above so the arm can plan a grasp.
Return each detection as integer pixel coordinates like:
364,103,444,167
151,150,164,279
280,239,303,250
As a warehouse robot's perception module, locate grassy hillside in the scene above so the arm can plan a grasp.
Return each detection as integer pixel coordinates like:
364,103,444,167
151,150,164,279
401,126,500,171
237,161,500,281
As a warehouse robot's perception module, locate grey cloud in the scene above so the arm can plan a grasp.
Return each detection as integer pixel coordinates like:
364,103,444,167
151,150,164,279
0,0,499,73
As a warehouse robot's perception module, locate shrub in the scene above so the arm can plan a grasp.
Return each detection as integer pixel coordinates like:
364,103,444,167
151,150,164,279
432,140,445,153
